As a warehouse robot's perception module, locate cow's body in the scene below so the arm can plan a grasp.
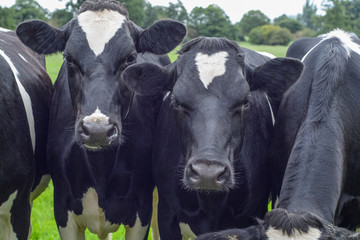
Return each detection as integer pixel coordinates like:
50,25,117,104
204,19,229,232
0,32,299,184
0,28,52,240
197,30,360,240
48,52,170,239
122,37,303,239
16,1,185,239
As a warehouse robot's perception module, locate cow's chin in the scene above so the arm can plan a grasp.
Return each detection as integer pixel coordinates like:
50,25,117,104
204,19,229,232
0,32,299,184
76,134,122,152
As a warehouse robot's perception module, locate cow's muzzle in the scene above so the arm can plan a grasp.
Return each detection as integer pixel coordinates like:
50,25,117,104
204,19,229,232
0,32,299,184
184,158,235,191
77,116,120,151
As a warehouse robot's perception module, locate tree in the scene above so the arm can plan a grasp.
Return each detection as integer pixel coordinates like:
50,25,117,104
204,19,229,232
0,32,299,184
298,0,318,30
322,0,360,36
143,3,167,28
49,9,73,28
63,0,146,27
277,19,304,33
188,5,237,40
0,7,16,30
167,0,188,24
238,10,270,35
249,25,293,45
11,0,48,23
274,14,289,24
323,0,350,32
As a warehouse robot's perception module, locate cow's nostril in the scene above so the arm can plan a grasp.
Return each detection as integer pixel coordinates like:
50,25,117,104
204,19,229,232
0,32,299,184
81,122,90,137
216,166,227,183
106,125,118,138
189,164,200,181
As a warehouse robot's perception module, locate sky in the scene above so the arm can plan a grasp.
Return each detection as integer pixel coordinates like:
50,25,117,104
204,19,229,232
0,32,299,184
0,0,326,23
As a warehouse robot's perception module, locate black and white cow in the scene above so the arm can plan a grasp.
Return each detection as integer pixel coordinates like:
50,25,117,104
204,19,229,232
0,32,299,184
0,28,52,240
196,30,360,240
122,37,303,239
16,0,186,239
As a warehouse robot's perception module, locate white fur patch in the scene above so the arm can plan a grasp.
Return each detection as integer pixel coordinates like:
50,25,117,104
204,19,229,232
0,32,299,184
59,188,119,239
83,107,110,125
264,93,275,126
195,51,229,88
179,222,197,239
302,29,360,62
0,49,35,153
125,215,149,240
0,191,18,240
257,51,276,59
78,10,126,56
266,226,321,240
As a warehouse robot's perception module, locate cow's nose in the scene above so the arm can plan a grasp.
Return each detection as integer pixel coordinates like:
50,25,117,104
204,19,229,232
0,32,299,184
185,160,233,191
79,119,119,150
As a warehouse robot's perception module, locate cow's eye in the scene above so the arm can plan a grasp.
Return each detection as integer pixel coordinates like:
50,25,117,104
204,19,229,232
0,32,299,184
64,54,73,64
243,98,250,108
173,99,192,115
126,54,137,65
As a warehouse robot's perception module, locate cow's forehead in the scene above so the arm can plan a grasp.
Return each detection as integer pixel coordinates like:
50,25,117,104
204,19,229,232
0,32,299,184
78,10,127,56
195,51,229,89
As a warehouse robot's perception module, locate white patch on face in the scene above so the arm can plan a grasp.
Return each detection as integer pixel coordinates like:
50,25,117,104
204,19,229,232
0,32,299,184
78,10,126,56
18,53,28,63
257,51,276,59
0,49,35,153
125,215,149,240
266,226,321,240
302,29,360,62
59,188,119,239
195,51,229,89
0,27,11,32
83,107,110,125
0,191,18,240
179,222,197,239
264,93,275,126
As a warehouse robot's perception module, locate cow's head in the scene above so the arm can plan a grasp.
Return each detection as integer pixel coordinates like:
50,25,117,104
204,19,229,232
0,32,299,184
123,37,303,191
16,0,186,151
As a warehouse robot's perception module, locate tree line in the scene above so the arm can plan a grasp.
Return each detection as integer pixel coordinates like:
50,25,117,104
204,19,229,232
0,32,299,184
1,0,360,45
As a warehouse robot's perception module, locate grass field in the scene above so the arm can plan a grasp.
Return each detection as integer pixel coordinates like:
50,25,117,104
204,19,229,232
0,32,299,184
30,42,288,239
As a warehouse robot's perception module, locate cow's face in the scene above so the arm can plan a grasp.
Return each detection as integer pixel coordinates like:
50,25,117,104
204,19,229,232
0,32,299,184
122,37,304,191
172,47,250,191
16,0,186,151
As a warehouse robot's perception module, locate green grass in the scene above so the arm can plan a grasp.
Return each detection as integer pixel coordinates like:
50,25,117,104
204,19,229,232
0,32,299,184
31,41,287,239
238,41,288,57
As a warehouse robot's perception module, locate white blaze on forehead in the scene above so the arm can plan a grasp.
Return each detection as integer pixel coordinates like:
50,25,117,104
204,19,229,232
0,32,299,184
195,51,229,88
78,10,126,56
0,49,35,153
266,226,321,240
83,107,110,124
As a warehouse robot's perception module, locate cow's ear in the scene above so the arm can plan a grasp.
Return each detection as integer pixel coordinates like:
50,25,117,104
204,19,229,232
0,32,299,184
247,57,304,111
16,20,71,54
136,20,186,55
122,62,174,96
